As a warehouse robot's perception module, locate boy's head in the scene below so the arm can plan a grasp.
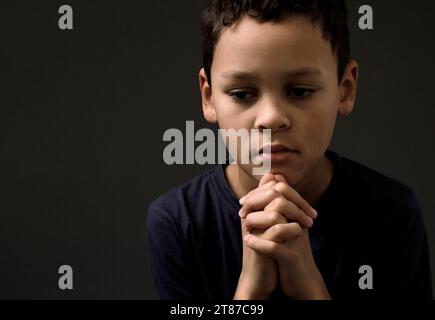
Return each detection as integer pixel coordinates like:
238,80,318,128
199,0,359,188
201,0,351,86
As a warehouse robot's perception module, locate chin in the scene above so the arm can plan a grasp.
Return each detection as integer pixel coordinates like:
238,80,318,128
269,165,303,186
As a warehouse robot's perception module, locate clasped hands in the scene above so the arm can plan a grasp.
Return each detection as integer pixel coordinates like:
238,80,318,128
234,173,330,300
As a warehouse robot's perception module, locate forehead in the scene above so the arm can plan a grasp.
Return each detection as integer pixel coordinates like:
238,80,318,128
212,15,336,78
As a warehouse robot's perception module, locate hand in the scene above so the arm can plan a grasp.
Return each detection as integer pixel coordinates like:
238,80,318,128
239,175,317,221
234,173,279,300
241,175,330,299
246,223,330,299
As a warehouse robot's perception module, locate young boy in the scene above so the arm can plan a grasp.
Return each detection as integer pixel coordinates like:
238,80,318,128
147,0,432,299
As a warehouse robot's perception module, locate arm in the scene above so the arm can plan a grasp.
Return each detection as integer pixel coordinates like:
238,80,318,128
146,205,198,299
386,188,432,299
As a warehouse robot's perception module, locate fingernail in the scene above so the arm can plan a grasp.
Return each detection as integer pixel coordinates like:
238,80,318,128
239,196,246,205
238,208,244,217
307,218,314,228
310,208,318,219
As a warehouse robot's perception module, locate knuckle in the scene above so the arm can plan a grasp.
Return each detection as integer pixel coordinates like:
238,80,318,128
269,211,285,225
268,242,280,255
273,190,282,199
270,210,281,221
246,233,258,243
274,197,286,209
274,182,287,192
290,223,303,236
266,188,280,198
266,197,280,211
271,223,285,235
264,188,274,197
245,236,254,246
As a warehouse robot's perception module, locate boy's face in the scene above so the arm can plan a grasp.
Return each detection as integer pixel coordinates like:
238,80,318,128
200,14,358,187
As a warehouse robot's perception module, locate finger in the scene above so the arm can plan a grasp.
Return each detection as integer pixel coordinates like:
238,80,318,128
240,177,318,221
239,180,277,205
239,187,282,218
244,210,287,231
259,173,276,186
274,174,288,183
240,173,276,205
244,234,282,259
265,197,313,228
272,182,318,219
262,222,303,243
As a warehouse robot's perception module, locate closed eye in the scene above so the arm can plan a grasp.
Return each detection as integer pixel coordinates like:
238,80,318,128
287,87,316,99
228,90,257,102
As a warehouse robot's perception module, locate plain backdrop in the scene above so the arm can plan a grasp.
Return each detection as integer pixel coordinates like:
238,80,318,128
0,0,434,299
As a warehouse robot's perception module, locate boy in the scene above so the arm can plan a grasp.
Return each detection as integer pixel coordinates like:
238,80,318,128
147,0,432,299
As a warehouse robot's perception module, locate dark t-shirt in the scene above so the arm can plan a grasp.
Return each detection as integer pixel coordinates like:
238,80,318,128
146,150,432,299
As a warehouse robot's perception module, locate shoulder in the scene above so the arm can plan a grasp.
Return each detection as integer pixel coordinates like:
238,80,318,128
147,166,221,227
340,154,417,204
331,153,431,298
336,152,423,225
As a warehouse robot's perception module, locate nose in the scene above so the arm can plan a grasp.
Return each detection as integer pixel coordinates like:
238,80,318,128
254,97,291,132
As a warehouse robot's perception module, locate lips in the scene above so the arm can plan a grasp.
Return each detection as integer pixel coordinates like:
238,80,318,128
259,144,297,154
257,144,299,164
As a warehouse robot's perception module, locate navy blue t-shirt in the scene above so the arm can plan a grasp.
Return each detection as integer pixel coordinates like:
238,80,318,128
146,150,432,299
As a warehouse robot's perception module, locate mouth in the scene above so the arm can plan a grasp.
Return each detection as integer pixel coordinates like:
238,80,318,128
258,144,299,163
259,144,297,154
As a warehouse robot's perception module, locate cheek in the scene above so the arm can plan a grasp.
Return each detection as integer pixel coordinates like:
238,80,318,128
216,112,240,130
213,97,252,129
303,105,337,147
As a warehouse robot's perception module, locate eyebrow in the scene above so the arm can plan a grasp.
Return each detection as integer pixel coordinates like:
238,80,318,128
220,67,323,80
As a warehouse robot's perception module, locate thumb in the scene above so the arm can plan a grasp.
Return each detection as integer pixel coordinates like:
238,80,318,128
274,174,288,184
259,172,276,187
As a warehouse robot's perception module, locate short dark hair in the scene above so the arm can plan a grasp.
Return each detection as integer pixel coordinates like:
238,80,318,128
200,0,350,86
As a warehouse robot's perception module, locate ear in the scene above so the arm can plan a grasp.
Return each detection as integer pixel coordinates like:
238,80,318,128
338,60,359,116
199,68,217,123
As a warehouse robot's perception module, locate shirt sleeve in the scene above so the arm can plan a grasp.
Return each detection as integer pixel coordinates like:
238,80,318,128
388,188,433,299
146,204,199,300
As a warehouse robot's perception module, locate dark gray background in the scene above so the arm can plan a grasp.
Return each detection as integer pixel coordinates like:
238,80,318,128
0,0,434,299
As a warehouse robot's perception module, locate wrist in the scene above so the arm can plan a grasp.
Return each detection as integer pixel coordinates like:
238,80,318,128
234,288,270,300
306,281,331,300
281,268,331,300
300,272,331,300
234,273,271,300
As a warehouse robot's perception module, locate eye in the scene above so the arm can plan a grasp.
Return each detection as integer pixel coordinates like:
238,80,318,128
287,87,316,99
228,90,256,102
